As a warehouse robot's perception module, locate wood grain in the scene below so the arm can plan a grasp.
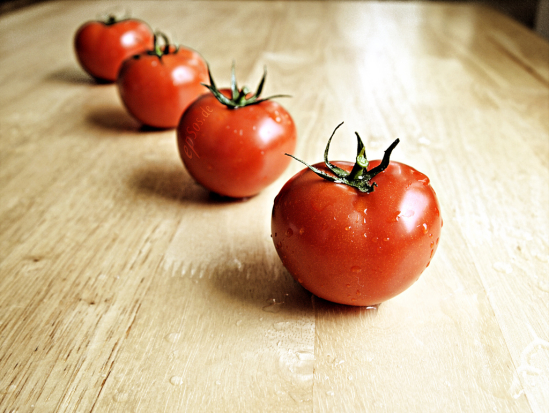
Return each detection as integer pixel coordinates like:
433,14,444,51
0,1,548,412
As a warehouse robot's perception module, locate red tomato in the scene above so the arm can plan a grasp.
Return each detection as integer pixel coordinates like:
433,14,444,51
271,124,442,306
74,16,154,82
117,36,208,129
176,65,297,198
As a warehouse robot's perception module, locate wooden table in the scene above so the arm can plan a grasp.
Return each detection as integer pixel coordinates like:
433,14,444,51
1,1,548,412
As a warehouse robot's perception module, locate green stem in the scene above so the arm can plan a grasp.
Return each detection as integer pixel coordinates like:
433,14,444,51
285,123,400,193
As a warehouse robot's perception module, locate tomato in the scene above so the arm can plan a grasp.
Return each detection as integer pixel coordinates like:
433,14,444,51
74,16,154,83
271,123,442,306
117,34,208,129
176,65,297,198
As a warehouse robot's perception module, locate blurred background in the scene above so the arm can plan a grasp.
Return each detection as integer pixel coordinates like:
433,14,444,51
1,0,548,39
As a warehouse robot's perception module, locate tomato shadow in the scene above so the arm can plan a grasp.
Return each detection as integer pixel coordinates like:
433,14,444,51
206,248,315,316
129,161,253,205
313,295,383,317
86,106,180,134
46,66,98,85
86,106,146,133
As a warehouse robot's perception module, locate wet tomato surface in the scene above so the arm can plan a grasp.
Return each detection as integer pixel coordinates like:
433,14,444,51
271,129,442,306
177,65,297,198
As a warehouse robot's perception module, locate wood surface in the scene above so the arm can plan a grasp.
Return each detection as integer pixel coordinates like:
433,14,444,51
1,1,548,412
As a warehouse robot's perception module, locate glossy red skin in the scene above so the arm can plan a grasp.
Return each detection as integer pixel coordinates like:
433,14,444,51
117,47,208,129
271,160,442,306
177,90,297,198
74,19,154,82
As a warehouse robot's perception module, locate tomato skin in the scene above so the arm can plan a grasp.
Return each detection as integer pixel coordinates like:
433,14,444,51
74,19,154,82
177,90,297,198
117,48,208,129
271,160,442,306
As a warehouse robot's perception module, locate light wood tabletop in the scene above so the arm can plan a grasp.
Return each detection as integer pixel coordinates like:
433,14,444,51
1,1,548,412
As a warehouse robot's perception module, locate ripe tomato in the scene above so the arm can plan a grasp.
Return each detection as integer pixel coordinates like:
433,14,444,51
176,65,297,198
271,123,442,306
74,16,154,83
117,34,208,129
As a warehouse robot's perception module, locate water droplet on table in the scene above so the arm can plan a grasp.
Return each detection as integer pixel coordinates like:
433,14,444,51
273,321,290,331
262,298,284,313
418,136,431,145
493,262,512,274
165,333,180,343
170,376,184,386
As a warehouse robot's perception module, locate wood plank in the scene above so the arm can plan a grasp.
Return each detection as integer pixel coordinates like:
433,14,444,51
0,1,547,412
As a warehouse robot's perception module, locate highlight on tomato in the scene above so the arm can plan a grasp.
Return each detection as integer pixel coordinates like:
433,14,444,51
271,123,442,306
74,15,154,83
117,33,208,129
176,63,297,199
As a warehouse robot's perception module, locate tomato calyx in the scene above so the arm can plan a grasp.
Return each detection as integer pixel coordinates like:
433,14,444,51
143,32,179,59
202,63,290,109
99,12,132,26
286,122,400,193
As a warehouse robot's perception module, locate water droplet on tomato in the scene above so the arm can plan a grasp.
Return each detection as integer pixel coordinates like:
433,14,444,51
372,237,379,243
345,226,351,231
356,290,361,296
346,284,351,288
430,241,435,248
363,233,368,238
436,238,439,245
422,223,428,234
351,266,361,273
299,227,305,235
388,211,400,223
430,249,435,258
383,237,390,242
286,228,293,237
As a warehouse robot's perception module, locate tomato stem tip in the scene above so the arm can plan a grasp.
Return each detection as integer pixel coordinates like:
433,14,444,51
202,63,290,109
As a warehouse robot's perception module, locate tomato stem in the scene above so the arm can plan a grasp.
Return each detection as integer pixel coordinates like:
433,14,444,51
202,63,290,109
285,123,400,193
146,32,179,59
